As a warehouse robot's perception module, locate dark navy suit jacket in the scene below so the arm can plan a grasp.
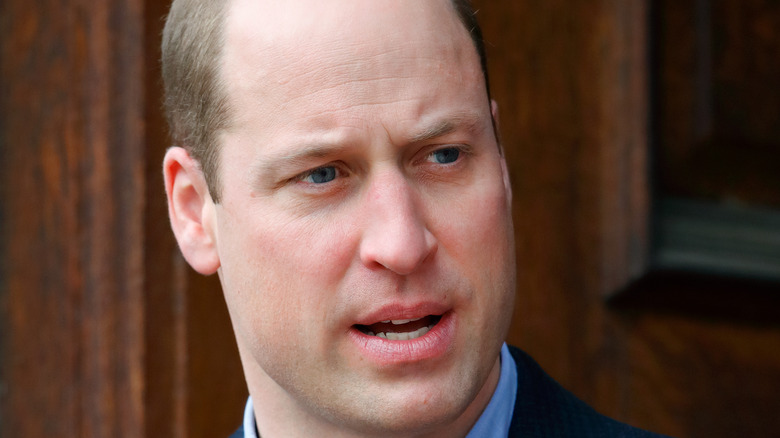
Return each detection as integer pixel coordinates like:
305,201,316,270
230,345,669,437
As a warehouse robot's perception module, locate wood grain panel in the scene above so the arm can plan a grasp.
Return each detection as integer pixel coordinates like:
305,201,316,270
655,0,780,207
474,1,780,436
621,312,780,437
0,0,145,435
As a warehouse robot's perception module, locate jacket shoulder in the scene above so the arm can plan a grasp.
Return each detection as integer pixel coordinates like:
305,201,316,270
228,425,244,438
507,345,671,438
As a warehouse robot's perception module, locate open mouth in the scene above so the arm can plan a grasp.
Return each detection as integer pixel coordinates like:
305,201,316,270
354,315,442,341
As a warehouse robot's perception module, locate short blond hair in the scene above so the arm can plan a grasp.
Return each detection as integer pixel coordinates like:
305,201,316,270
162,0,229,199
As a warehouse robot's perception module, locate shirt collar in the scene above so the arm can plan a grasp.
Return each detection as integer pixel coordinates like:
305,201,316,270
465,343,518,438
243,342,517,438
243,394,258,438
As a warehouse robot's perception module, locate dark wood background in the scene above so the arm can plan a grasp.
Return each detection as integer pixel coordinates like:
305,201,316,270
2,0,779,437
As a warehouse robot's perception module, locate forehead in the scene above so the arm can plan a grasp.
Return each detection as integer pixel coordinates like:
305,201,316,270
224,0,467,57
220,0,486,136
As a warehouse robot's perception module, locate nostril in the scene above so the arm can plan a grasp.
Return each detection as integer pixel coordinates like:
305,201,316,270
359,228,437,275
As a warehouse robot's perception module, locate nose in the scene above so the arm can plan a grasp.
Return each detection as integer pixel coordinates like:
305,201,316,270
359,171,437,275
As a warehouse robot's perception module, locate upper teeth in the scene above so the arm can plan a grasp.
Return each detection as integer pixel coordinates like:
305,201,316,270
380,317,423,325
367,324,433,341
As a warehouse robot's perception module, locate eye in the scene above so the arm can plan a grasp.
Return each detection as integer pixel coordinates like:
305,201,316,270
428,147,461,164
301,166,338,184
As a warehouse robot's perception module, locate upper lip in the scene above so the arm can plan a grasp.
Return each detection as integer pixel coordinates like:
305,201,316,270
352,301,452,326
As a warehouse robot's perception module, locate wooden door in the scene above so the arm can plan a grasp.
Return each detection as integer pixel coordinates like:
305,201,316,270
2,1,779,437
474,0,780,436
0,0,244,436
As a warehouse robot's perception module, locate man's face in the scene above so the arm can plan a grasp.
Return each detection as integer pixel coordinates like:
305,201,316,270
211,0,515,434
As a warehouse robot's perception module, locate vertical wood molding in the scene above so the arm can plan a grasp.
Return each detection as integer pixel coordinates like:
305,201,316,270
596,0,650,296
474,0,649,336
474,0,649,419
1,0,146,435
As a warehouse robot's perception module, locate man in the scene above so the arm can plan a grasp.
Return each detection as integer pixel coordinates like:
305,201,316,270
161,0,668,436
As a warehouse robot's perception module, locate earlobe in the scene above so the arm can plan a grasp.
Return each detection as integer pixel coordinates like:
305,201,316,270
500,156,513,206
163,147,221,275
490,99,502,148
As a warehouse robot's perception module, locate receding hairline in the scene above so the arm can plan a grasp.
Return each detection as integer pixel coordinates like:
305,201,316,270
162,0,491,203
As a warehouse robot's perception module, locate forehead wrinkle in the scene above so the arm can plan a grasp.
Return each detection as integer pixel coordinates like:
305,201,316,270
274,43,417,87
276,76,423,116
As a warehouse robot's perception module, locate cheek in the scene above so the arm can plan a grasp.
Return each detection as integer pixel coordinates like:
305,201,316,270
217,207,359,334
435,179,515,319
438,177,513,266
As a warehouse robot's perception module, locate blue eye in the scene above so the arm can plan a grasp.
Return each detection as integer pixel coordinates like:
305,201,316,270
303,166,337,184
429,148,460,164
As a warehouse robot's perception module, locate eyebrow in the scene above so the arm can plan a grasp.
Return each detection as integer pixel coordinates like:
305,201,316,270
251,112,487,184
409,120,458,144
251,142,350,185
409,112,485,144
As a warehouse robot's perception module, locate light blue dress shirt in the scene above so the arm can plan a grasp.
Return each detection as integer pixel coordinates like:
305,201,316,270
243,343,517,438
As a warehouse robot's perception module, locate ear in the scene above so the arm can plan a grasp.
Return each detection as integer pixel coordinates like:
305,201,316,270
490,99,502,149
491,99,513,205
163,147,221,275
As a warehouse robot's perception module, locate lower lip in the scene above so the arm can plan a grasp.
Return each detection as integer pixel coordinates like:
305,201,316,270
347,312,455,366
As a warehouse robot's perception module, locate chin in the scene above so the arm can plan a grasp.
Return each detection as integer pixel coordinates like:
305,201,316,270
342,404,462,437
325,378,479,437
